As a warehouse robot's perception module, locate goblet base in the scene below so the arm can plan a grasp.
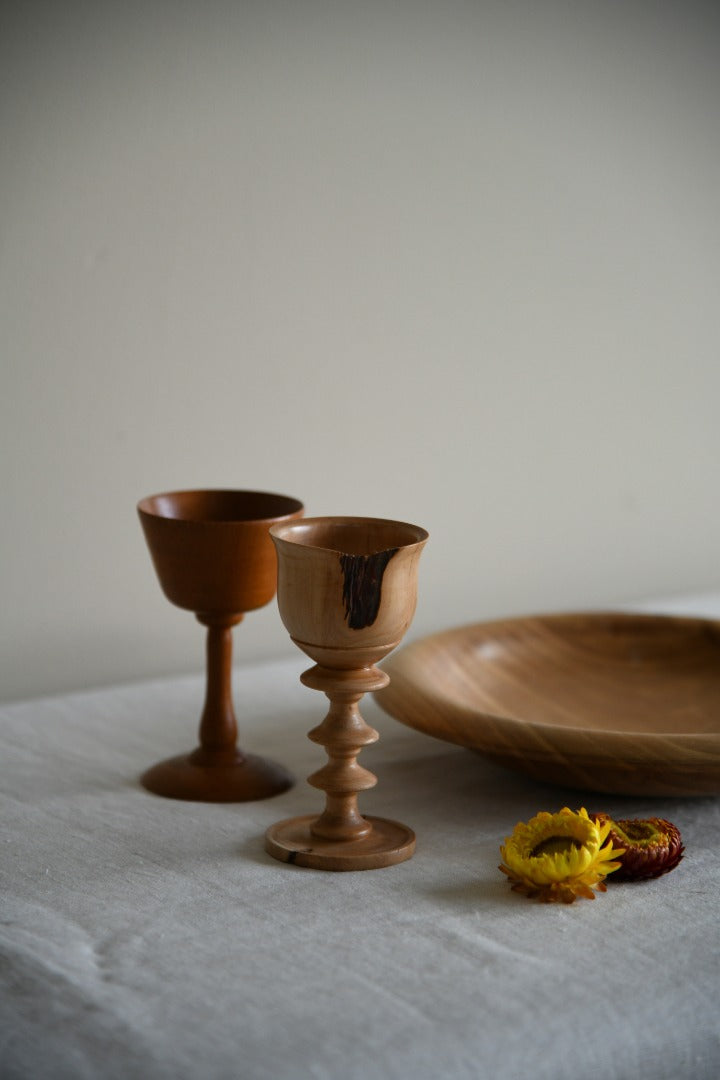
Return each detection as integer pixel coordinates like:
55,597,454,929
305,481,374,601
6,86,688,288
141,750,294,803
264,814,415,871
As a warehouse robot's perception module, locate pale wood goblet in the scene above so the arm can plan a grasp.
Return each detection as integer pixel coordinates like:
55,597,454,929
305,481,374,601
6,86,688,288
265,516,428,870
137,489,304,801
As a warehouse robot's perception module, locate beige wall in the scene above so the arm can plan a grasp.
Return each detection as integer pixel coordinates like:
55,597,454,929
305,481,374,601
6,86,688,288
2,1,719,702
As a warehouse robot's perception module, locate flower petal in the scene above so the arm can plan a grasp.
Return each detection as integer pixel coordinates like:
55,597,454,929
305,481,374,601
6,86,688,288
591,814,684,881
499,807,624,903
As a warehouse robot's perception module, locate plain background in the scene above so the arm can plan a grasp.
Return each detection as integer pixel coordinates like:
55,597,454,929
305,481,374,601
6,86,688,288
2,0,719,703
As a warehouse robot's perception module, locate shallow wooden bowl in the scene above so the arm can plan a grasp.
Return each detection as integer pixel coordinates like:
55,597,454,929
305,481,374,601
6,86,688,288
376,612,720,796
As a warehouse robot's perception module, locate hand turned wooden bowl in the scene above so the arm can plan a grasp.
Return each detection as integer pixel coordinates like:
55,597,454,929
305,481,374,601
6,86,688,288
376,612,720,796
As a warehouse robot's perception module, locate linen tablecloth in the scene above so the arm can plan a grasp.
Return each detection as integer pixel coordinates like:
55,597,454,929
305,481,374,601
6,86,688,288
2,596,719,1079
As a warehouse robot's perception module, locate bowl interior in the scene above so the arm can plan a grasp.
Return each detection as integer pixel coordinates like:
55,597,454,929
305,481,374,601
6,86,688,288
435,614,720,735
377,613,720,795
271,516,427,555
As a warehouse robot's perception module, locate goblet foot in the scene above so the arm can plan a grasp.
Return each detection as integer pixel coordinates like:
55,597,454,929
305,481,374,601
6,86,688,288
141,750,294,803
264,814,415,871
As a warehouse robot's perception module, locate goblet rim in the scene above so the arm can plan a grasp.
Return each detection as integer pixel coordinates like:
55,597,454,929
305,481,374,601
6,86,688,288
269,515,428,555
137,489,305,525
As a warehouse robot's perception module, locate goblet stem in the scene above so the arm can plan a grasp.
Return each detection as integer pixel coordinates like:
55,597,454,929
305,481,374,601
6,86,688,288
306,686,379,841
140,608,293,800
265,662,416,869
195,613,243,762
300,664,391,840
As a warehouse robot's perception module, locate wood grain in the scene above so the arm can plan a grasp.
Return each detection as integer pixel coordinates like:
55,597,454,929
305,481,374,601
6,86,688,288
376,612,720,796
265,516,428,869
269,516,428,667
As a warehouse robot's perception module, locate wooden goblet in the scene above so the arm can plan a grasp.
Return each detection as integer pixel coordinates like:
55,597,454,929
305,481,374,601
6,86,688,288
137,489,304,801
265,516,428,870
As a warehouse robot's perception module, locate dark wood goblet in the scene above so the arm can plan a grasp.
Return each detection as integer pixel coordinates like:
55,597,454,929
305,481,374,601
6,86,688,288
137,489,304,801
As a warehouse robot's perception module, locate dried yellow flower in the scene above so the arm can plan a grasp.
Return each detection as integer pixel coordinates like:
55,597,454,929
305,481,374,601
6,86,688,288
499,807,624,903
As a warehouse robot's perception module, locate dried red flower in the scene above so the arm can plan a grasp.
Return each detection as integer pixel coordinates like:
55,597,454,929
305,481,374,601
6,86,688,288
591,814,684,881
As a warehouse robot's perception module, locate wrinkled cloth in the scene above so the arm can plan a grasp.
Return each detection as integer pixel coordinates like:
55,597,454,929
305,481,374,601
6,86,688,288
2,599,720,1080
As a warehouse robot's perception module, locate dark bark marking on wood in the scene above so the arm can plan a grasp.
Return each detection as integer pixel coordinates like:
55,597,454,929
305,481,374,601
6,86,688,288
339,549,398,630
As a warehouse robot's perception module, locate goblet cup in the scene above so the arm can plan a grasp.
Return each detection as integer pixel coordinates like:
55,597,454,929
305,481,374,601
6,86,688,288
137,489,304,801
265,516,428,870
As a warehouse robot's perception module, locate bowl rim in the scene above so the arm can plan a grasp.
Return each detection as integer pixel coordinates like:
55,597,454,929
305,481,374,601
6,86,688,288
137,488,304,525
384,611,720,743
269,515,428,554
